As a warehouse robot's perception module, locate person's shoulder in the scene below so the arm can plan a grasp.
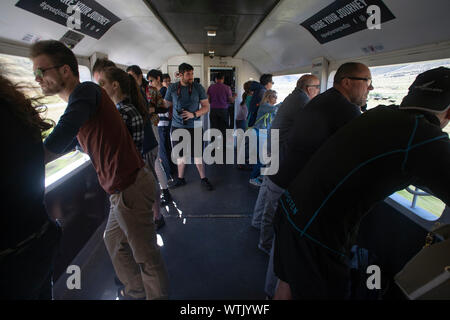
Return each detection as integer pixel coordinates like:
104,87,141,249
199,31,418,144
167,82,178,92
72,81,100,94
69,81,101,103
193,81,205,90
193,82,206,96
79,81,101,91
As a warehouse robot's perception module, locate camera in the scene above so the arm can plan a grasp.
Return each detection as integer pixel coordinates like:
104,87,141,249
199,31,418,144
177,108,187,124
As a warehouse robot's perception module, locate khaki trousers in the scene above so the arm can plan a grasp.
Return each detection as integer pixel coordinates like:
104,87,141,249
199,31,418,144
104,166,169,299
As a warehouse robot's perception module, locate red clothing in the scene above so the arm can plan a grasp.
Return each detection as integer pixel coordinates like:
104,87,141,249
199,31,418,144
77,88,144,194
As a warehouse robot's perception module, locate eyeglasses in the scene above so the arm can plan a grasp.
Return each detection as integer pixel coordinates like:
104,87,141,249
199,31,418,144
307,84,321,89
343,76,372,87
33,65,63,78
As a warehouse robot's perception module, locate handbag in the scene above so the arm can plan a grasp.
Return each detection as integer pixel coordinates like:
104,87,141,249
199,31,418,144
394,223,450,299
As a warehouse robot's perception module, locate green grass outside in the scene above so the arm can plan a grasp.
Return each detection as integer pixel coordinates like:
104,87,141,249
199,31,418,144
45,151,86,179
396,188,445,218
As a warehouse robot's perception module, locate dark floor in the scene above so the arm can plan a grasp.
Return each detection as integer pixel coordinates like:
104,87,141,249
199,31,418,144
54,162,270,300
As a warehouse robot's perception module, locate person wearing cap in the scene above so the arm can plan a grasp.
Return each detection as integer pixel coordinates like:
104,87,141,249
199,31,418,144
164,63,214,190
273,67,450,299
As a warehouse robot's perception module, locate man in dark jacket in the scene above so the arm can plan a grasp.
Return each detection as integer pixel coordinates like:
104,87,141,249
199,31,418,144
263,62,372,298
274,67,450,299
247,74,274,127
252,74,321,253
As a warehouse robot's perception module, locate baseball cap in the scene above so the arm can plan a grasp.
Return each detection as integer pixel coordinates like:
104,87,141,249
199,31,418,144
400,67,450,113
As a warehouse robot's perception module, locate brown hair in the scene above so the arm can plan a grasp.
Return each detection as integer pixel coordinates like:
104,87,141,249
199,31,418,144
240,80,253,106
30,40,79,77
103,67,148,122
0,75,54,140
93,58,116,74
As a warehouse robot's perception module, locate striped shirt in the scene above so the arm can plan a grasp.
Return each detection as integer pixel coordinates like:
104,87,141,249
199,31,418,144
116,100,145,154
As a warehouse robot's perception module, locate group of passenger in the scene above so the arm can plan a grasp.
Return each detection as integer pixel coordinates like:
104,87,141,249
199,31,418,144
234,74,282,187
1,38,449,300
1,38,223,299
246,62,450,299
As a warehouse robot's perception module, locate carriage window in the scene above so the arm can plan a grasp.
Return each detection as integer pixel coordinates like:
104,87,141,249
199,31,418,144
271,73,307,103
0,52,91,189
367,58,450,120
367,58,450,219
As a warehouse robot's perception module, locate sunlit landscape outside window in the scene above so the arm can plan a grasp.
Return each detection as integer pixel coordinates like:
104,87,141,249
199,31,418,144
272,73,306,103
0,52,91,187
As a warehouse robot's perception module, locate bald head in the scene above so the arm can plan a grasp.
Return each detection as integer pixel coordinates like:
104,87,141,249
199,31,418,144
333,62,373,106
333,62,368,85
297,74,320,99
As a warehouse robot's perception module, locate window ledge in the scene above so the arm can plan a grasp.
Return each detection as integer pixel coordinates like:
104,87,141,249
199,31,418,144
385,194,448,233
45,154,91,194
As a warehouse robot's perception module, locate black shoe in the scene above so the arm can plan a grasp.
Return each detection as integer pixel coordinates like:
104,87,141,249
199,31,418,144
160,189,173,207
170,177,186,189
201,178,214,191
155,215,166,230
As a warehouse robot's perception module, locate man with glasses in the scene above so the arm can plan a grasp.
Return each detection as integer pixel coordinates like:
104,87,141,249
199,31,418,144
265,62,372,298
251,74,320,298
30,40,169,300
273,66,449,299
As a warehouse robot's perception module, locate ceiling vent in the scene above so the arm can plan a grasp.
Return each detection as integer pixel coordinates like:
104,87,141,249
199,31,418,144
59,30,84,49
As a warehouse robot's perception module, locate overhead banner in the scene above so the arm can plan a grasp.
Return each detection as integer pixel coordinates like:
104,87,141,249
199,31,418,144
15,0,121,40
300,0,395,44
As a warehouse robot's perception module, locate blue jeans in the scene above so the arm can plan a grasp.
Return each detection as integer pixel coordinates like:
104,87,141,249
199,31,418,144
158,125,175,180
250,128,267,179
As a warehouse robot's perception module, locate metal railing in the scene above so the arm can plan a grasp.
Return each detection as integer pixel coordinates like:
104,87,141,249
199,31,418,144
405,186,433,209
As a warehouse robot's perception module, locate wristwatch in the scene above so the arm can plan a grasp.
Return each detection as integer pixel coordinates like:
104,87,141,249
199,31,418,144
193,111,198,118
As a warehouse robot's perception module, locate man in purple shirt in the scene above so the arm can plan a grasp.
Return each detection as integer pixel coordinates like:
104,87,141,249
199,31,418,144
207,73,235,150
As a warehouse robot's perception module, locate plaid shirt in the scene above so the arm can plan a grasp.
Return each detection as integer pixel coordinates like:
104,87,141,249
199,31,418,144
116,100,144,154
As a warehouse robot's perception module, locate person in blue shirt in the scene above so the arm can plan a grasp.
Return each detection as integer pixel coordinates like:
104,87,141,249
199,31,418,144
164,63,213,190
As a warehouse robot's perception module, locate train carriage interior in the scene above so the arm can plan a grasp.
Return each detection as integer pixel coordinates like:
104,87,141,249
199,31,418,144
1,0,449,301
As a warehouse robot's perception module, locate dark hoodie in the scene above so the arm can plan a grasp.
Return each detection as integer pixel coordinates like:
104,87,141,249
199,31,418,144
247,81,266,127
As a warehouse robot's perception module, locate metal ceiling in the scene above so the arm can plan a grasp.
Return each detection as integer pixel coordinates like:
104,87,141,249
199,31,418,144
143,0,280,57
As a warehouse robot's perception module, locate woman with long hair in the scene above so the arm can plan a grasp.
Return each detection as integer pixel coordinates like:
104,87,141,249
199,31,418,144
236,81,253,170
97,67,168,229
98,66,147,152
0,74,61,299
236,80,252,131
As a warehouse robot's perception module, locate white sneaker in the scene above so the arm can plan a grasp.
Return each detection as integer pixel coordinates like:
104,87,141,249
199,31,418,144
249,178,262,187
